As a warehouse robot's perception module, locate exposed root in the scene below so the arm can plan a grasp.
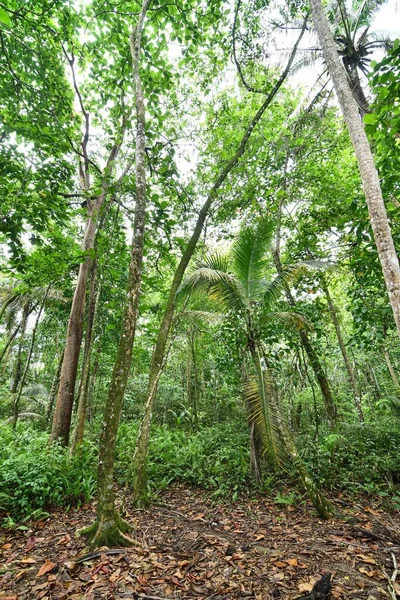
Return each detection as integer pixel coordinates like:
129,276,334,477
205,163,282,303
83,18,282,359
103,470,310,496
131,488,150,508
77,512,136,550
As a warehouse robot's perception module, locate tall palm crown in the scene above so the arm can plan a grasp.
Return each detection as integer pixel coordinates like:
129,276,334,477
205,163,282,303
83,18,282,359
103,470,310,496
179,219,310,354
179,219,331,518
179,220,315,467
332,0,390,112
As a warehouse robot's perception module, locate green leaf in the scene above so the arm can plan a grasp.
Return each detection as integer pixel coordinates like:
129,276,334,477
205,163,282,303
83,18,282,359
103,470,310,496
0,8,11,27
363,113,378,125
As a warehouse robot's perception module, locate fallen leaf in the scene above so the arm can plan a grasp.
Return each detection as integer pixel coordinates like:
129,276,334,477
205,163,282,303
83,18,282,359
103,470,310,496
25,536,36,552
358,566,375,577
298,582,313,593
357,554,377,564
20,557,37,564
37,560,56,577
1,543,12,550
286,558,298,567
273,561,287,568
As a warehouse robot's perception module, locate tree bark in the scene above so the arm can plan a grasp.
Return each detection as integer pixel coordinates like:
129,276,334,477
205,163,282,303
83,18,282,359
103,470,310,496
321,279,364,421
383,347,400,388
71,260,101,455
12,288,50,428
78,0,151,549
50,126,127,446
273,179,337,429
10,302,30,395
129,22,308,506
309,0,400,337
46,350,64,426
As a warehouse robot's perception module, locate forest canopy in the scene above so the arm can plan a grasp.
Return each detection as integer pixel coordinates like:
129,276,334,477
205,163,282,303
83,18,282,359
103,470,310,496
1,0,400,591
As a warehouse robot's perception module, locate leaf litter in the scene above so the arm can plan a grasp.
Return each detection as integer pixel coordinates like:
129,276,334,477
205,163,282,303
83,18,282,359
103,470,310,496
0,484,399,599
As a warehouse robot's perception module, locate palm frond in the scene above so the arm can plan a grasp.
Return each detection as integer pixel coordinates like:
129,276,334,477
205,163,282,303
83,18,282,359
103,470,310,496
231,219,275,303
262,260,334,312
178,258,248,316
262,311,313,332
23,383,49,398
243,368,287,469
177,310,224,326
197,252,230,273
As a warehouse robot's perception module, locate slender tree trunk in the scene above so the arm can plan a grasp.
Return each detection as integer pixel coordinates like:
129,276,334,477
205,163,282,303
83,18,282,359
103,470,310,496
273,195,337,429
383,347,400,388
47,350,64,426
322,280,364,421
87,348,100,422
71,262,101,455
78,1,151,549
50,136,126,447
309,0,400,337
0,322,26,368
129,23,308,506
0,293,19,323
252,344,331,518
189,332,199,428
10,302,30,395
364,364,381,400
12,288,49,428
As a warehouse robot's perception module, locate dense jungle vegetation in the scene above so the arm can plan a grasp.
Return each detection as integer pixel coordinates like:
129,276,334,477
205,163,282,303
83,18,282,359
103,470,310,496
1,0,400,556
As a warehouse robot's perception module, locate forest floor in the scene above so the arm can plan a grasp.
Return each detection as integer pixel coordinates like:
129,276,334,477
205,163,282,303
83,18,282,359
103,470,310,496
1,484,400,600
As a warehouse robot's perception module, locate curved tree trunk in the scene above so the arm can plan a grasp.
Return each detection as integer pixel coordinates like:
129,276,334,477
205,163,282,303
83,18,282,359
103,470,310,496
273,184,337,430
321,279,364,421
309,0,400,338
50,135,127,447
129,23,308,506
78,0,151,549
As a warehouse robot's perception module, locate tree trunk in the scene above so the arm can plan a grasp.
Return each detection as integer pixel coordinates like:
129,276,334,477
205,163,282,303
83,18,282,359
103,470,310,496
129,23,308,506
71,260,101,455
78,0,151,549
253,344,331,518
189,332,199,428
46,350,64,426
383,347,400,388
10,302,30,395
50,135,126,447
309,0,400,337
0,293,19,323
322,279,364,421
12,288,49,428
273,199,337,429
0,322,21,368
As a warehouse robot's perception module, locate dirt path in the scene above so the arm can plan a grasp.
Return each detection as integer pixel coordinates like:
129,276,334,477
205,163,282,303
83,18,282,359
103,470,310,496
1,485,399,599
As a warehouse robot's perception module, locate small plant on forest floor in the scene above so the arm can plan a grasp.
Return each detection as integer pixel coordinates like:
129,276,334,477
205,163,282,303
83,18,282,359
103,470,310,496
274,491,300,507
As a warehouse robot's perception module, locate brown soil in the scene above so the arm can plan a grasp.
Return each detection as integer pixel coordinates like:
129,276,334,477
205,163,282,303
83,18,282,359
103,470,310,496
1,485,399,599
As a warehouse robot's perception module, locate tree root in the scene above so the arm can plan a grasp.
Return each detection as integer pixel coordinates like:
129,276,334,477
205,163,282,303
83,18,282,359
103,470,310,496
77,512,136,550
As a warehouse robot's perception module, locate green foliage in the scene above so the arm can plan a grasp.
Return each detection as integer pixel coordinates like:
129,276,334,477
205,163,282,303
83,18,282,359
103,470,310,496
116,421,251,499
298,423,400,495
0,424,96,524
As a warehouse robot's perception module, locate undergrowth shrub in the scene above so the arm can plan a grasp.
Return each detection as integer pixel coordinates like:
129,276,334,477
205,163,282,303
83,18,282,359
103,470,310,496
0,424,97,526
298,422,400,495
116,421,251,499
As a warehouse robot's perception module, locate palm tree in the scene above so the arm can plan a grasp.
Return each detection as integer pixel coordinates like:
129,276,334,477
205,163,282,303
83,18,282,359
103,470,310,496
308,0,400,338
179,219,331,518
269,0,391,113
